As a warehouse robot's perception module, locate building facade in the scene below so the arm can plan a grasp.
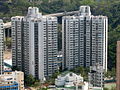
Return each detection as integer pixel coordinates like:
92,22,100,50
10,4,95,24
42,16,58,78
116,41,120,90
0,81,19,90
23,8,44,80
0,19,4,75
0,71,24,90
57,51,63,69
12,7,58,80
62,6,108,71
11,16,24,71
55,72,88,90
88,64,104,89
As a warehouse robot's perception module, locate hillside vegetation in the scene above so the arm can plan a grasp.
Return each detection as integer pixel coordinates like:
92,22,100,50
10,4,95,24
0,0,120,70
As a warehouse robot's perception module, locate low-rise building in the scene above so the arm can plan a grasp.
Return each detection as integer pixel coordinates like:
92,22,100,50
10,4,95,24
55,72,88,90
89,87,103,90
0,81,18,90
88,64,104,90
0,71,24,90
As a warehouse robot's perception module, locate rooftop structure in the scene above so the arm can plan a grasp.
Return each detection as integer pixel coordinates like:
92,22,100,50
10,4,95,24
79,6,91,16
3,22,11,29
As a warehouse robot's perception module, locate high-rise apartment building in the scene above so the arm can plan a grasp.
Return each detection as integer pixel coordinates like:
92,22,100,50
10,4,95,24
116,41,120,90
62,6,108,71
23,8,45,80
12,7,58,80
42,16,58,77
11,16,24,72
0,19,4,75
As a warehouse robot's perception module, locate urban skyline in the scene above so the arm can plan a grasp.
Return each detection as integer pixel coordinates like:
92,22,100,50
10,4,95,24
0,4,114,90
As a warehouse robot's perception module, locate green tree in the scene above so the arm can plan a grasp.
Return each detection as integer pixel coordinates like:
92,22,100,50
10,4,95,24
70,66,89,81
24,74,36,86
111,86,116,90
4,37,11,49
37,88,48,90
105,68,116,79
103,87,109,90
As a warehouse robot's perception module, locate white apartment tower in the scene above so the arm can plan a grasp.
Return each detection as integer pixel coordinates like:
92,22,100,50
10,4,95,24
62,6,108,71
0,19,3,75
12,7,58,80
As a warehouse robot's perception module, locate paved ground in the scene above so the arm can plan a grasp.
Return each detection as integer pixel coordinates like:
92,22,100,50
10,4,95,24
3,50,12,70
4,50,12,60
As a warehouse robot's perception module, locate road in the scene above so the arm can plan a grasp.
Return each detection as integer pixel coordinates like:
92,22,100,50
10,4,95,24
4,10,79,29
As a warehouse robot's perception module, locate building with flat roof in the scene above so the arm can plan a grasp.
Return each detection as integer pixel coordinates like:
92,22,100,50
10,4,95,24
0,71,24,90
12,7,58,80
88,64,104,89
62,6,108,71
0,81,18,90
